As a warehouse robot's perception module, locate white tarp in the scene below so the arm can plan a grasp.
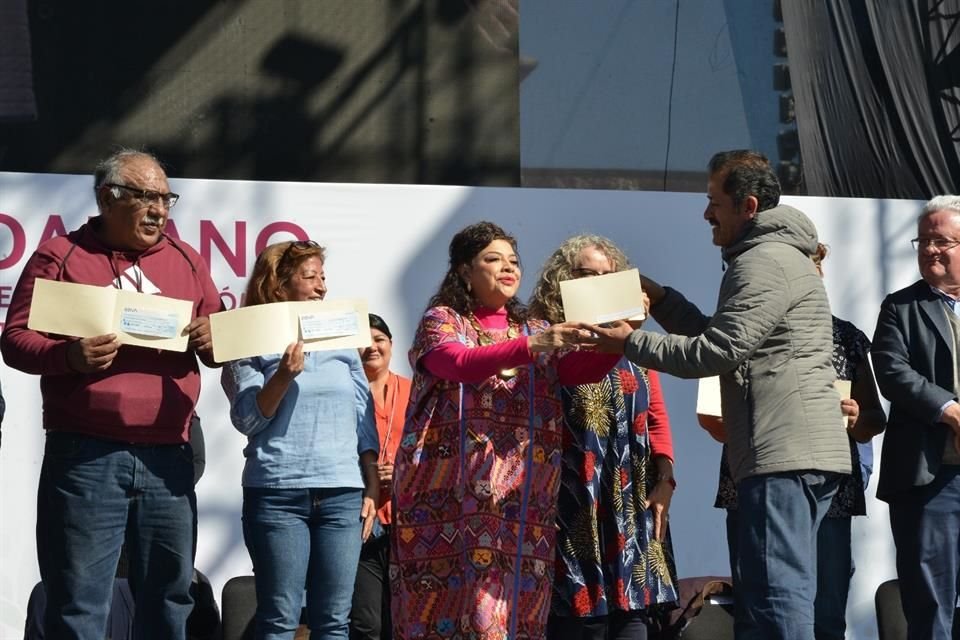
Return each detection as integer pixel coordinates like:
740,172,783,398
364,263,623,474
0,171,924,638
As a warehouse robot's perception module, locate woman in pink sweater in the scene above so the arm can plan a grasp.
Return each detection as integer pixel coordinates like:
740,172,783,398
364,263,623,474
390,221,618,640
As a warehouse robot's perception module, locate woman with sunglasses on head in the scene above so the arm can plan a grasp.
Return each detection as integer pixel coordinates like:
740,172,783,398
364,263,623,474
350,313,410,640
529,235,679,640
221,240,379,640
390,221,620,640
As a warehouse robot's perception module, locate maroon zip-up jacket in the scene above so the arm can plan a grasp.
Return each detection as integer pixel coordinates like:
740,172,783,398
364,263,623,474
1,219,221,444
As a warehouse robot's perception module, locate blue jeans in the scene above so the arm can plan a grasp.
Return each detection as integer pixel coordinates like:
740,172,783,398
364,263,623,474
888,465,960,640
731,471,839,640
37,432,196,640
814,516,853,640
728,498,855,640
243,487,363,640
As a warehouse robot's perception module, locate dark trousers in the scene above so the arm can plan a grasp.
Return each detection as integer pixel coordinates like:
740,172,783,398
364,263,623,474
726,471,839,640
888,465,960,640
350,530,391,640
546,610,648,640
37,433,196,640
813,516,853,640
728,512,853,640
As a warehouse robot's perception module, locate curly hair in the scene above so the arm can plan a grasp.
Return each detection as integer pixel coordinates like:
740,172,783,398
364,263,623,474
708,149,781,213
244,240,326,306
528,234,631,324
427,221,527,323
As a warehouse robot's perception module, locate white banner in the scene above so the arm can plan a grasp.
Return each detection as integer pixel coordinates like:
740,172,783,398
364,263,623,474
0,171,923,638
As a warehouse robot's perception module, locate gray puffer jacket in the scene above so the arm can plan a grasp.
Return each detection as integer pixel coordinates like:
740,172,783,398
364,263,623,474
625,204,851,482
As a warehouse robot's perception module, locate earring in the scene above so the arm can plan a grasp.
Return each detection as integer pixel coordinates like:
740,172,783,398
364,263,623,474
465,280,472,293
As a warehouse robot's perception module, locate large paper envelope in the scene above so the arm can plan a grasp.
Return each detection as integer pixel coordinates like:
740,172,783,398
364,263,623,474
210,299,370,362
27,279,193,351
696,376,722,418
560,268,646,324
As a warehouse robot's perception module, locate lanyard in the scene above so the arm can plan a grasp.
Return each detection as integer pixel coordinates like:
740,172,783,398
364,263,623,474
109,255,143,292
378,373,398,465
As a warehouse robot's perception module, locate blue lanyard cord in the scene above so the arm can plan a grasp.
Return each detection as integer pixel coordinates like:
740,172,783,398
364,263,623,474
458,380,466,587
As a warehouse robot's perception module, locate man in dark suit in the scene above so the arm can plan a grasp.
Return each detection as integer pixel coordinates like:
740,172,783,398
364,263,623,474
873,195,960,640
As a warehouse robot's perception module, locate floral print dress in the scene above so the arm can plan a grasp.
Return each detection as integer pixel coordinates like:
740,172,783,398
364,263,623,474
551,359,680,618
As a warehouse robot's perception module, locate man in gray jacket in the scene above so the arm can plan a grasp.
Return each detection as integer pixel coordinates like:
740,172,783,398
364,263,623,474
582,150,850,640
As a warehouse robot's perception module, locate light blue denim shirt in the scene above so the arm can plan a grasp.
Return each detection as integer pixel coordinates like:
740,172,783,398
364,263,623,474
221,349,378,489
856,441,873,491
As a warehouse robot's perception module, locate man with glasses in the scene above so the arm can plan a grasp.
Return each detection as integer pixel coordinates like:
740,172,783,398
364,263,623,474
582,150,850,640
872,195,960,639
1,149,222,639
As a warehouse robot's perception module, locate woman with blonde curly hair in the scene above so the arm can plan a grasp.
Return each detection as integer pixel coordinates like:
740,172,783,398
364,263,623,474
529,235,679,640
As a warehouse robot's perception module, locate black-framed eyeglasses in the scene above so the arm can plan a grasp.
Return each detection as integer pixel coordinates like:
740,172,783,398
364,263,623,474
911,237,960,252
571,267,613,278
104,183,180,209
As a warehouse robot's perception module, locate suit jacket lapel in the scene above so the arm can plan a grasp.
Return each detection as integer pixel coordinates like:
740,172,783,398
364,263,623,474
918,290,954,352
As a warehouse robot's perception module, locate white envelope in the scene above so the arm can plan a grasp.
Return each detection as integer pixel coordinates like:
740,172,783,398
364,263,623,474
696,376,722,418
559,268,646,324
210,299,370,362
834,379,851,400
835,379,853,430
27,279,193,352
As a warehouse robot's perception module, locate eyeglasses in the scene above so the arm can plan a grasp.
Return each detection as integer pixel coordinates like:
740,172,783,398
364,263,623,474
279,240,322,267
104,183,180,209
911,237,960,251
571,267,613,278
